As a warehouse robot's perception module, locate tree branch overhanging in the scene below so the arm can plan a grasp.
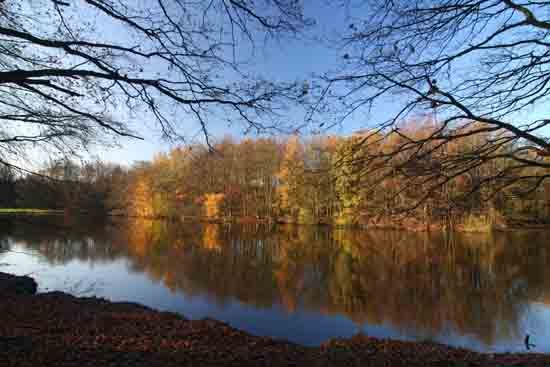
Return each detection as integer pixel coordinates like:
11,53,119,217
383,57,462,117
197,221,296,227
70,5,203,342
0,0,308,172
307,0,550,214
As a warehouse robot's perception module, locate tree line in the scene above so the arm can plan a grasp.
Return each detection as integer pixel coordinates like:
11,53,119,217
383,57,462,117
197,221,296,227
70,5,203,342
1,1,549,218
127,122,550,230
4,118,548,230
0,159,127,215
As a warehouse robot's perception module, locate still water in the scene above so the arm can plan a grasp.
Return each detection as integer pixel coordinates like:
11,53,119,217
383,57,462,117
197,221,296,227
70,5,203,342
2,215,550,352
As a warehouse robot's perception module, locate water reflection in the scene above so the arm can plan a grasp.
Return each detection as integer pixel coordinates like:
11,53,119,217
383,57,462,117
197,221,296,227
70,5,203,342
2,215,550,351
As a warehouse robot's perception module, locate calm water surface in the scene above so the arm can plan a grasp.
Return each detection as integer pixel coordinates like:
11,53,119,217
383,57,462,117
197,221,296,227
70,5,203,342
2,215,550,352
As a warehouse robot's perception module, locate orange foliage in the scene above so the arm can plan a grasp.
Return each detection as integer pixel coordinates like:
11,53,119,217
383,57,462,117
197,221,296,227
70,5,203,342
204,193,225,218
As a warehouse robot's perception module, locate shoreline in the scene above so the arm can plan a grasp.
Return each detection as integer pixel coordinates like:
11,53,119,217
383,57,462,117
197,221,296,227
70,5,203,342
113,213,550,233
2,209,550,233
2,272,550,366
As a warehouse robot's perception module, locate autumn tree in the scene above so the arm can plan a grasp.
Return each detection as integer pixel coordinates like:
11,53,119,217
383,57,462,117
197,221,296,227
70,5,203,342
233,138,281,218
331,135,370,224
251,138,283,219
276,136,305,221
170,146,205,216
203,193,225,220
116,132,550,227
297,136,339,223
128,162,156,218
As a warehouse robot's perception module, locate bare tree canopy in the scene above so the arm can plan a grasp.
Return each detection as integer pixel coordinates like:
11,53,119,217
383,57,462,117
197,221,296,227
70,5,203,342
312,0,550,211
0,0,307,168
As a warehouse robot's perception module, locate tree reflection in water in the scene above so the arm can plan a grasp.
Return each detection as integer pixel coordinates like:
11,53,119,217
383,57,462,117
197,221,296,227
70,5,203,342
2,215,550,349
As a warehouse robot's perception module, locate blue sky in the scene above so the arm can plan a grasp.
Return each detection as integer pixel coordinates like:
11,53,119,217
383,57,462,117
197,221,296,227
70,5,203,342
96,0,546,166
15,1,550,169
98,1,354,165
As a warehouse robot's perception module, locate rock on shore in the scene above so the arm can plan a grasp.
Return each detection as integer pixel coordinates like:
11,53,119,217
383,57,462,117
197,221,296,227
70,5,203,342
0,272,37,295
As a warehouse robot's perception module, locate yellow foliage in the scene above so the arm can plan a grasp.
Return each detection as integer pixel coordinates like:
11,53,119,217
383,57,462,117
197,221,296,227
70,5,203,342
204,193,225,218
276,136,305,215
131,177,154,217
203,224,222,251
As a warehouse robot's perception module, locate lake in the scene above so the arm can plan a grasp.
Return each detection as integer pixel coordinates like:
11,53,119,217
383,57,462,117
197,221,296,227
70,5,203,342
2,215,550,353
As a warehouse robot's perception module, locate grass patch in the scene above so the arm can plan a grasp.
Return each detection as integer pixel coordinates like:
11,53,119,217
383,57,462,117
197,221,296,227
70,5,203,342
0,208,64,215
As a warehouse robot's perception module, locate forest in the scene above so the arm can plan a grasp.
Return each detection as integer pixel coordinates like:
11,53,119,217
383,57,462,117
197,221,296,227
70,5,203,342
2,119,549,231
0,0,548,234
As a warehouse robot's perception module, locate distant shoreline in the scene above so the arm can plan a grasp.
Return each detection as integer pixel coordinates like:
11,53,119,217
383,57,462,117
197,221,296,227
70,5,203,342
2,209,550,233
0,208,64,215
111,212,550,233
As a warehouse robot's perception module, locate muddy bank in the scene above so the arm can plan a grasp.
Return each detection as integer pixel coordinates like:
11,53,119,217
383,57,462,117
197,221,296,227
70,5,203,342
1,272,550,366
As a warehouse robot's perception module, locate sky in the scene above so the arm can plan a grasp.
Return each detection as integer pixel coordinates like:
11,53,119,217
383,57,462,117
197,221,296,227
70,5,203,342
83,0,548,167
9,0,549,170
96,1,354,166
